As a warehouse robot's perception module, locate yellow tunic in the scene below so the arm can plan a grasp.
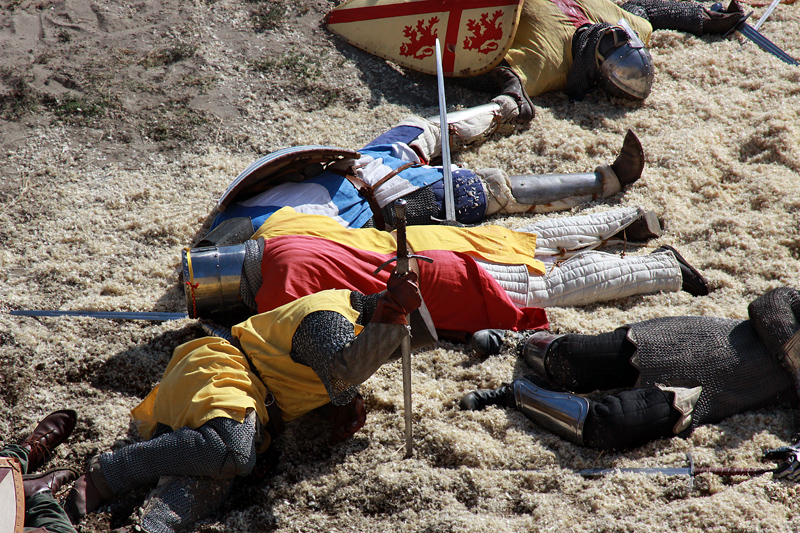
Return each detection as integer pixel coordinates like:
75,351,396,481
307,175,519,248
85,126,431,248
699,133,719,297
253,206,545,276
131,290,361,449
505,0,653,97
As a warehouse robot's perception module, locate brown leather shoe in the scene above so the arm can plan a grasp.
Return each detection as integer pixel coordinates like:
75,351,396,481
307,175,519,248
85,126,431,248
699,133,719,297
20,410,78,473
23,467,79,498
654,245,710,296
65,472,107,522
610,130,645,188
490,66,535,124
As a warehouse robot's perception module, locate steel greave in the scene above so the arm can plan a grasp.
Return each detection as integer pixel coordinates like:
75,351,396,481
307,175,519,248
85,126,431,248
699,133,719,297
512,378,589,445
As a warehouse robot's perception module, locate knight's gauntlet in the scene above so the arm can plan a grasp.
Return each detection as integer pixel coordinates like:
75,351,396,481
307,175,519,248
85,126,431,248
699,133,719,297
329,322,408,386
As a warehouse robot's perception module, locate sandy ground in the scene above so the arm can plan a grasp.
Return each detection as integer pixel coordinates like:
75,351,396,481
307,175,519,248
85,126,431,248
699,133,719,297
2,0,800,531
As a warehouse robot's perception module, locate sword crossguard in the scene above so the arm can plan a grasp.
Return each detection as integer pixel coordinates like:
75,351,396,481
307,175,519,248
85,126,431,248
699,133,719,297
373,254,434,276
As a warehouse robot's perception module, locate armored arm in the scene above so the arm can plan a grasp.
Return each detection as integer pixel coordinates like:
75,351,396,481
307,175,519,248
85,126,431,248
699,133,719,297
620,0,744,36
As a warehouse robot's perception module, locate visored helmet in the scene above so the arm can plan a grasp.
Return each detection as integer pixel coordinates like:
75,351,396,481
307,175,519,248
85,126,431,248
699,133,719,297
596,20,654,101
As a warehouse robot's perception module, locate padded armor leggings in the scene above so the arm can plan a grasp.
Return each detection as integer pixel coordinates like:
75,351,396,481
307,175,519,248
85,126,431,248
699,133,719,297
545,328,682,450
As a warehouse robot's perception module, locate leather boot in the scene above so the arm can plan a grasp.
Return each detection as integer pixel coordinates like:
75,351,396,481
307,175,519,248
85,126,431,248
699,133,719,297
610,210,663,242
459,384,515,411
610,130,644,188
20,409,78,473
23,467,79,498
65,457,114,523
470,329,506,357
490,66,534,124
653,245,709,296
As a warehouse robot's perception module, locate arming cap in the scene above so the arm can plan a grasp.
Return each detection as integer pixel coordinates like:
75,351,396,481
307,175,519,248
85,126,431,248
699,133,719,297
183,244,248,319
596,22,654,101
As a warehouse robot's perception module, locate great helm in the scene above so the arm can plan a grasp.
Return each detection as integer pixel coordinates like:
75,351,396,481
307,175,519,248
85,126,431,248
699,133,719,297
596,20,654,101
182,244,248,319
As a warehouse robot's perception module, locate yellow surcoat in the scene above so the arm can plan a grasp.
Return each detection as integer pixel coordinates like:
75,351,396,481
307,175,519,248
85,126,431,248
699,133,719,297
132,289,361,449
253,206,545,276
506,0,653,97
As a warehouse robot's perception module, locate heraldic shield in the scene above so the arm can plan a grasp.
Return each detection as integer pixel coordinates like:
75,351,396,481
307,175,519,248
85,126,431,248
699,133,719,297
217,146,360,211
325,0,524,77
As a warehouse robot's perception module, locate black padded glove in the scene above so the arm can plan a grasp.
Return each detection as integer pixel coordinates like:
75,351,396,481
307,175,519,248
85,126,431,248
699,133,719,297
764,441,800,481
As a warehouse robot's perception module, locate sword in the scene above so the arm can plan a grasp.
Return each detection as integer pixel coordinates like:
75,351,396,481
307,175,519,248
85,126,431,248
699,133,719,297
10,309,189,321
711,2,799,65
373,199,436,458
577,453,775,490
435,38,456,223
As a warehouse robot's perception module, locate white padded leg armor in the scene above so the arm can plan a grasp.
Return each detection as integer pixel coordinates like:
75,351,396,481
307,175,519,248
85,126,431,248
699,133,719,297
526,250,681,307
520,206,645,258
475,250,681,308
397,97,518,162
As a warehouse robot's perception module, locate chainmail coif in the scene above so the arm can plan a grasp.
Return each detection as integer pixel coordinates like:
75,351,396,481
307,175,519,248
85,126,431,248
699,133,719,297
565,23,613,101
748,287,800,397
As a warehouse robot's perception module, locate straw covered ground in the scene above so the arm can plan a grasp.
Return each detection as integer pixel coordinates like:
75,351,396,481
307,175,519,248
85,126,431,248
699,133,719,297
1,0,800,531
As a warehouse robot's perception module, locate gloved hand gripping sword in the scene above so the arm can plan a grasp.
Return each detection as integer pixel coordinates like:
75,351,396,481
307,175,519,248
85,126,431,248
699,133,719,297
373,199,437,457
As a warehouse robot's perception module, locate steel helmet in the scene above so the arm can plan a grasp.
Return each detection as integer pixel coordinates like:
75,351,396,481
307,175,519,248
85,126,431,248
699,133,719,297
596,21,654,101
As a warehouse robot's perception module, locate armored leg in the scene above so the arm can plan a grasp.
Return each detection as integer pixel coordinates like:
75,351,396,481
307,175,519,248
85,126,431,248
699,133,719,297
518,206,661,258
544,328,639,393
401,96,521,162
519,331,564,378
480,130,644,215
97,414,257,497
511,377,590,446
136,475,234,533
524,250,681,307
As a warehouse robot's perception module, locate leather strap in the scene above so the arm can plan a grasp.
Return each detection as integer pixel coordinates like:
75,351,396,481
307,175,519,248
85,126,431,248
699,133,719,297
331,162,420,230
228,337,285,438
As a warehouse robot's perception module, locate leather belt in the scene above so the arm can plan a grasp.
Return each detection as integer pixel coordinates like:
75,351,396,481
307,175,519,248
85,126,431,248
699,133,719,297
331,161,420,231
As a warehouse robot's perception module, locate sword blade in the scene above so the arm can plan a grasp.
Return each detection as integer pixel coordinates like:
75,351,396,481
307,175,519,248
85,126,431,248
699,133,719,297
577,467,692,478
736,22,799,65
10,309,189,321
753,0,781,31
393,199,414,458
435,38,456,222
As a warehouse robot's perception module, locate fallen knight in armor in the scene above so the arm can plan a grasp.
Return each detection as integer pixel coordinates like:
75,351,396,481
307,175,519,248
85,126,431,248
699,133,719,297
65,277,424,533
462,287,800,452
463,0,746,103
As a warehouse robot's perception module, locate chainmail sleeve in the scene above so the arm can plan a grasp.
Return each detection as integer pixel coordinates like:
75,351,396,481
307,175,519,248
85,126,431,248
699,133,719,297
291,310,361,406
565,23,612,101
289,291,381,406
620,0,705,35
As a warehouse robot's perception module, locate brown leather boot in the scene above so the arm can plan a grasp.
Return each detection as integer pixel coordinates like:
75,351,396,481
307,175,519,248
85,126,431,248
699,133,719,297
490,66,535,124
65,473,106,522
654,245,710,296
23,467,79,498
610,130,645,188
20,410,78,473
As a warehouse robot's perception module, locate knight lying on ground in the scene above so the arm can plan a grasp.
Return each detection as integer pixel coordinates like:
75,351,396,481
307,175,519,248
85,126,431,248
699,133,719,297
186,206,708,334
461,287,800,452
461,0,746,103
65,276,425,533
211,106,647,232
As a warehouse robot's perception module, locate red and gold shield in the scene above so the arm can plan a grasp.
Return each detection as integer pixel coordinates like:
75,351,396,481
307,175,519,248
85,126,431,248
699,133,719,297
325,0,524,77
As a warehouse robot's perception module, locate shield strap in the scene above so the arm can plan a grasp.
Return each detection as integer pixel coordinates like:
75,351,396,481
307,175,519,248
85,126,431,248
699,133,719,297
330,161,420,230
